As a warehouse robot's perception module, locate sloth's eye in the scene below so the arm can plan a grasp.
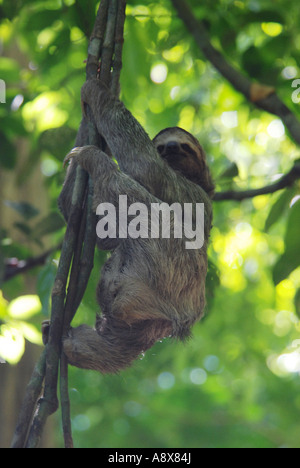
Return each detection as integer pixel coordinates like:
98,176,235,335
181,144,197,158
181,144,192,152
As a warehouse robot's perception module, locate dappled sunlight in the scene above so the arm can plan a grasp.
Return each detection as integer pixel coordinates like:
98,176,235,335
273,310,297,337
0,325,25,364
11,94,24,111
282,66,297,79
126,5,150,23
221,111,238,129
150,63,168,84
267,339,300,376
148,97,164,113
277,351,300,372
276,279,297,310
290,195,300,207
162,43,189,63
0,294,43,363
157,372,175,389
261,22,283,37
178,105,196,131
267,119,285,139
189,368,207,385
212,220,266,291
256,280,299,336
8,294,41,319
22,91,69,132
37,28,57,49
170,85,180,100
214,108,294,186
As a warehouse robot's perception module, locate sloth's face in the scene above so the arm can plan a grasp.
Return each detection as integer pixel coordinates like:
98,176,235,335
153,127,206,184
153,127,214,197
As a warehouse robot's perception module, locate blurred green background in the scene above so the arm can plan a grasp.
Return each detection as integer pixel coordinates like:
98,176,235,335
1,0,300,448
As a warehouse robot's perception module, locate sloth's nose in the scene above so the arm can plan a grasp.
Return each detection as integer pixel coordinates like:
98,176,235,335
166,141,180,152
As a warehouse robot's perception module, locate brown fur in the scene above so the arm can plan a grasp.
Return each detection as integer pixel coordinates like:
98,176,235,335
58,78,214,373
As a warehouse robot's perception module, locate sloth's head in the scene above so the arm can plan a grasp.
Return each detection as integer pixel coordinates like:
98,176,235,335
153,127,214,198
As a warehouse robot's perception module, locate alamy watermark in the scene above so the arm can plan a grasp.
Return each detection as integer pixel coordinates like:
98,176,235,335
291,79,300,104
0,79,6,103
95,195,205,250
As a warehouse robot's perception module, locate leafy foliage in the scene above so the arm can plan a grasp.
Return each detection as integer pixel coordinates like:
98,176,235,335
1,0,300,448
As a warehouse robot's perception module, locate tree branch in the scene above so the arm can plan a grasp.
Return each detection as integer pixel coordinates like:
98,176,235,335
171,0,300,147
3,245,61,282
214,163,300,201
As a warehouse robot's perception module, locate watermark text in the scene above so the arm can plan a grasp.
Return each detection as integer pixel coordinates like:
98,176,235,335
291,79,300,104
96,195,205,250
0,79,6,103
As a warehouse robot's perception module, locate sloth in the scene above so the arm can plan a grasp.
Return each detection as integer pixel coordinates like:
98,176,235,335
55,78,214,373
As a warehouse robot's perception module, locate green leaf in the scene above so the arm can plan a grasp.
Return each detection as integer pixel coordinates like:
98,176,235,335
24,10,62,31
273,199,300,285
39,127,77,160
264,188,295,232
37,262,57,316
261,35,291,62
0,116,28,139
5,201,40,219
242,46,265,79
295,289,300,319
245,10,284,24
285,200,300,246
218,162,239,180
0,132,17,169
0,57,20,82
13,222,32,237
33,212,65,239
